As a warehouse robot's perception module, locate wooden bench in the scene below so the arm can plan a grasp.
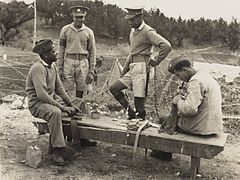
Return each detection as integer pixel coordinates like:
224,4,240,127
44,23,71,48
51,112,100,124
33,115,228,180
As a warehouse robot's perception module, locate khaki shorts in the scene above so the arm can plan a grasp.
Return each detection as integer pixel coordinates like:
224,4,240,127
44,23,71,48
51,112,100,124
119,62,146,97
62,57,92,99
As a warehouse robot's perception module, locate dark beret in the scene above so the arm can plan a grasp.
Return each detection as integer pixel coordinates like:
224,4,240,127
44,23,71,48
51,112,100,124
168,56,192,74
32,39,53,55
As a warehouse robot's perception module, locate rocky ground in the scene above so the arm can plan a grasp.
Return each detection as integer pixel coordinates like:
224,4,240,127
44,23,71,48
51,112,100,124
0,44,240,179
0,100,240,180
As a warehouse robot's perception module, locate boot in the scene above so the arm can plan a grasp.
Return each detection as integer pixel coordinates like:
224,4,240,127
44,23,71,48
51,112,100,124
112,93,135,120
134,97,146,120
52,147,68,166
136,110,146,120
127,106,136,120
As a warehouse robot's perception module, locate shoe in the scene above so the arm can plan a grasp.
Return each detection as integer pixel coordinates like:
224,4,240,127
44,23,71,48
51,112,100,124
80,139,97,147
150,150,172,161
136,111,146,120
127,107,136,120
52,149,67,166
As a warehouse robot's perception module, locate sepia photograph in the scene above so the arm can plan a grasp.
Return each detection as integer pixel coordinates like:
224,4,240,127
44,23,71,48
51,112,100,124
0,0,239,179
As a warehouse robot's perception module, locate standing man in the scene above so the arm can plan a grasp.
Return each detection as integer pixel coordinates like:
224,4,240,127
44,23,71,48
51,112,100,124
150,56,224,160
58,5,96,99
26,39,80,166
110,6,171,120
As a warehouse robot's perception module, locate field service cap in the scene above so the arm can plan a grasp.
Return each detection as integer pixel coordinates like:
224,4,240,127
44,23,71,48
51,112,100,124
125,6,144,19
32,39,53,55
168,56,192,74
70,6,89,16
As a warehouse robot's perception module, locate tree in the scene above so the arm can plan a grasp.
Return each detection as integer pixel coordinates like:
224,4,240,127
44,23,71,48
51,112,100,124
0,1,34,41
187,18,214,45
215,18,228,46
36,0,62,25
227,19,240,52
169,16,188,47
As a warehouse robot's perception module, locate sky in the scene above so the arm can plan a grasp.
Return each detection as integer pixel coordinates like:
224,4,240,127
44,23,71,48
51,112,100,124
1,0,239,22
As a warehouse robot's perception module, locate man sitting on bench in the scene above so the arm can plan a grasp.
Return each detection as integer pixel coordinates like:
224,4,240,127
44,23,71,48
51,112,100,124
26,39,81,166
150,56,224,160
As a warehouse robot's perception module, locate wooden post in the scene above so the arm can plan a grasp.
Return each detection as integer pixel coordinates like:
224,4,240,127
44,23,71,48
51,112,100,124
190,156,201,180
48,134,53,155
33,0,37,47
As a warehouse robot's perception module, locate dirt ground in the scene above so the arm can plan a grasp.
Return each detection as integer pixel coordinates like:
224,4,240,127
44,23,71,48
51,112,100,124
0,44,240,179
0,102,240,180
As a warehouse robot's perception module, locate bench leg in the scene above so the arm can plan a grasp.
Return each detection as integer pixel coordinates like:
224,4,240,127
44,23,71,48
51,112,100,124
48,134,53,155
190,157,200,180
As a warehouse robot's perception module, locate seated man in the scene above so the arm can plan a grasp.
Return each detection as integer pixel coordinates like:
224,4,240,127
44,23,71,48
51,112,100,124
150,56,224,160
26,39,81,166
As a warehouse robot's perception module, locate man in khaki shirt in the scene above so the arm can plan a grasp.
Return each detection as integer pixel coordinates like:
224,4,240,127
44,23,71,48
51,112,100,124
151,56,223,160
58,6,96,99
110,6,171,120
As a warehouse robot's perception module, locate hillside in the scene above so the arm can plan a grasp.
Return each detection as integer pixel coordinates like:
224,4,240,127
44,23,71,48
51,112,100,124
0,36,240,179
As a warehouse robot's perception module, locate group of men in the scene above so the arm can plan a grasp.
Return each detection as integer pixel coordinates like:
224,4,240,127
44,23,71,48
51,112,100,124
26,5,223,166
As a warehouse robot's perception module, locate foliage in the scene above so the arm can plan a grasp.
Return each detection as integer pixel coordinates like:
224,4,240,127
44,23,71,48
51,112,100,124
227,19,240,52
36,0,62,25
1,0,240,51
0,0,34,42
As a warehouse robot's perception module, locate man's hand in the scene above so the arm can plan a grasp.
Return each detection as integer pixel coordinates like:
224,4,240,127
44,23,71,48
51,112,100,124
62,106,76,116
58,70,65,80
172,95,181,105
86,72,94,84
148,59,157,67
70,103,81,114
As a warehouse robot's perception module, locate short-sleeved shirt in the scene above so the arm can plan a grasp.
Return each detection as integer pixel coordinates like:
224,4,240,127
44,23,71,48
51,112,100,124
59,23,96,72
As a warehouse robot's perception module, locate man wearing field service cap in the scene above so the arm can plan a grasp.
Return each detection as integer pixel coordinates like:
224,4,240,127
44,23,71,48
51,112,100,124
26,39,81,166
110,6,171,120
150,56,224,160
58,5,96,99
57,5,97,147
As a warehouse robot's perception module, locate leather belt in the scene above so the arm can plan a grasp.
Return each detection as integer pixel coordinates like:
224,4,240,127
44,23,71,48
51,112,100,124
66,53,87,60
131,54,150,63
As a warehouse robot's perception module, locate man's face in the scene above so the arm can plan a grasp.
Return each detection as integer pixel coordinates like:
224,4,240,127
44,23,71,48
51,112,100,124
174,69,190,82
73,15,85,27
44,44,57,63
128,15,142,29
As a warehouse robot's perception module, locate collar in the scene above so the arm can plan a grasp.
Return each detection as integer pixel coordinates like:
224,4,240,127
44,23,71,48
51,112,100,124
70,23,86,31
132,21,145,32
40,59,52,68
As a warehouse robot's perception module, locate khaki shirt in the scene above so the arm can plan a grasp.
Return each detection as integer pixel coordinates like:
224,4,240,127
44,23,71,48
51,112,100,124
177,70,223,135
124,21,171,69
58,23,96,73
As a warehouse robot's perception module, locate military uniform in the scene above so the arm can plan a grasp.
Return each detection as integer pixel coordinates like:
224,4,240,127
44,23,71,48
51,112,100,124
110,6,171,120
58,6,96,99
